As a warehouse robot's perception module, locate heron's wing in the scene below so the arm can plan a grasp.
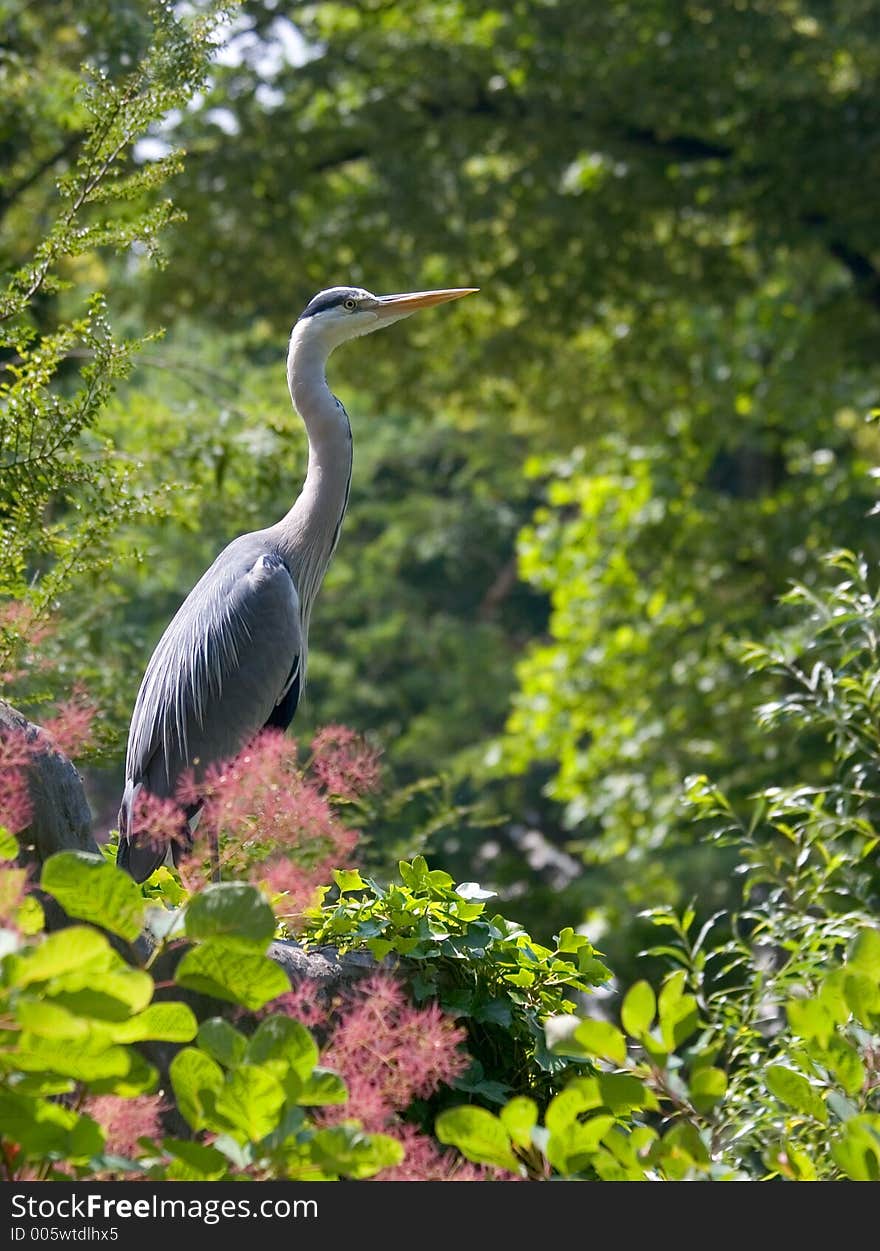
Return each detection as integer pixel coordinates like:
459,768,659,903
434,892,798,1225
118,537,302,874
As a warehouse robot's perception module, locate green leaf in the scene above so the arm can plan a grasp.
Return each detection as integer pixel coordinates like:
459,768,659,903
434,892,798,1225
297,1068,348,1106
435,1106,520,1172
831,1116,880,1181
41,852,144,942
500,1096,538,1148
0,826,19,861
848,929,880,980
0,1091,104,1161
16,997,91,1039
311,1127,404,1180
546,1115,615,1175
14,1034,132,1081
689,1066,727,1112
333,868,366,892
163,1139,228,1180
169,1047,225,1132
6,926,110,986
844,972,880,1028
245,1014,318,1081
659,993,700,1051
88,1050,158,1098
185,882,276,949
175,940,290,1010
786,997,835,1047
621,980,655,1039
197,1018,248,1070
214,1064,286,1142
49,966,153,1020
109,1001,198,1044
817,1038,866,1097
572,1018,627,1065
765,1065,827,1123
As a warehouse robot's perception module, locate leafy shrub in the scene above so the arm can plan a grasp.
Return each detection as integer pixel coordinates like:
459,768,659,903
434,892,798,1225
443,552,880,1180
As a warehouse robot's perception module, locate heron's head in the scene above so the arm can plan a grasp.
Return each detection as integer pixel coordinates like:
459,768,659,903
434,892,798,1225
293,285,477,354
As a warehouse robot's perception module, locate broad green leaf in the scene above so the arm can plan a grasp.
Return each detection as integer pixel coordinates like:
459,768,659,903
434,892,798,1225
572,1018,627,1065
14,1034,131,1081
621,980,655,1039
500,1096,538,1148
333,868,366,892
169,1047,225,1132
844,972,880,1028
546,1115,615,1175
198,1017,248,1069
49,967,153,1020
765,1065,827,1124
816,1038,866,1097
0,826,19,861
185,882,276,949
848,929,880,980
311,1127,404,1180
88,1050,158,1098
297,1068,347,1106
41,852,145,942
109,1001,198,1044
566,1073,657,1116
163,1139,228,1180
831,1116,880,1181
0,1091,104,1161
689,1066,727,1112
245,1014,318,1081
659,993,700,1051
15,894,44,935
7,926,110,986
213,1064,286,1142
175,940,290,1010
786,997,834,1047
435,1106,520,1172
15,996,90,1039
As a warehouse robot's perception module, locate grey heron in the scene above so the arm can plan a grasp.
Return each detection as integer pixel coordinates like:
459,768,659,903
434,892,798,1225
117,284,477,882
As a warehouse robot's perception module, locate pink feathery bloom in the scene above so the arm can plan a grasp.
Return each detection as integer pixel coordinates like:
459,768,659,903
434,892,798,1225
0,602,55,684
250,855,333,924
179,729,360,881
39,688,97,761
310,725,381,800
0,727,35,835
261,982,332,1032
321,973,469,1130
128,789,188,857
84,1095,166,1158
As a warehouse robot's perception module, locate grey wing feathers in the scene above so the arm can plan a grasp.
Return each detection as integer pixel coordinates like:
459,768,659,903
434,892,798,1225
119,535,302,842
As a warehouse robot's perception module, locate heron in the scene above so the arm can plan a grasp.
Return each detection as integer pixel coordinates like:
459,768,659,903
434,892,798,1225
117,284,477,882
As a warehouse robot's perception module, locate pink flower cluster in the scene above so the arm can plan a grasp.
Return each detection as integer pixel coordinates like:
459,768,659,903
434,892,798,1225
0,727,34,836
175,729,359,914
39,687,97,760
273,972,493,1181
310,725,381,800
84,1094,166,1159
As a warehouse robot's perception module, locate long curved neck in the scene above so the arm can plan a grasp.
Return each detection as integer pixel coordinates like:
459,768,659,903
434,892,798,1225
267,324,353,646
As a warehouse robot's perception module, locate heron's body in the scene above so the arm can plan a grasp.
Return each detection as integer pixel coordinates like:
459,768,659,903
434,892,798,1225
118,284,474,881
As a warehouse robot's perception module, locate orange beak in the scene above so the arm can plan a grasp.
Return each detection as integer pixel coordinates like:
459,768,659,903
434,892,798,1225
375,287,478,318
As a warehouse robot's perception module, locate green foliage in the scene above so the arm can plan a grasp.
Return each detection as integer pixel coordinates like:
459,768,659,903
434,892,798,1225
303,856,611,1101
0,851,417,1180
0,2,223,685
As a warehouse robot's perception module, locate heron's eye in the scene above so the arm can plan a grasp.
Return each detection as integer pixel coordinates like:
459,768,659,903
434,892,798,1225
343,298,357,311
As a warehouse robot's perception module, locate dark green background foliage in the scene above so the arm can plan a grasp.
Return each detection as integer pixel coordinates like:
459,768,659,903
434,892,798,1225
3,0,880,977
